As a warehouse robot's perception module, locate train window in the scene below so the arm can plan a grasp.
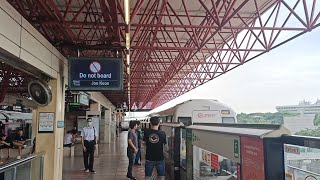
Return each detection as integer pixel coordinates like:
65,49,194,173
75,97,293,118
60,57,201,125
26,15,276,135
165,116,171,122
222,117,235,124
178,117,191,126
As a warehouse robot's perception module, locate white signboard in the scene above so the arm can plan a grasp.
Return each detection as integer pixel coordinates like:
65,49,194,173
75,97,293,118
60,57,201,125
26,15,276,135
192,110,221,123
79,93,89,106
38,112,55,133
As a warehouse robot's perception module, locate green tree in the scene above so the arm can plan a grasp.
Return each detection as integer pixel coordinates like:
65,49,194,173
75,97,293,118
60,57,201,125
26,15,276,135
236,112,286,124
313,114,320,126
295,127,320,137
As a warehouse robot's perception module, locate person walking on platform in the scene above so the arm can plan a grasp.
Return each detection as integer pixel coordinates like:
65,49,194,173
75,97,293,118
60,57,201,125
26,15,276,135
81,118,98,174
144,116,166,180
134,120,142,165
127,121,138,180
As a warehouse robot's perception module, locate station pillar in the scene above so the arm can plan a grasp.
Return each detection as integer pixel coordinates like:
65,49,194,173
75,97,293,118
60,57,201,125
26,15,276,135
90,102,101,111
102,108,112,143
32,76,65,180
89,102,112,144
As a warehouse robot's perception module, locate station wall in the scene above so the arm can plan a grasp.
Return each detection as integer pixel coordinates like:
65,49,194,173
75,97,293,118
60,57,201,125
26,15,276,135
0,0,116,110
0,0,68,79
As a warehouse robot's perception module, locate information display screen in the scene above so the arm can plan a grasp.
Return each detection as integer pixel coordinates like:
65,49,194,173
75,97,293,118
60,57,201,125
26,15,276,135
68,57,123,91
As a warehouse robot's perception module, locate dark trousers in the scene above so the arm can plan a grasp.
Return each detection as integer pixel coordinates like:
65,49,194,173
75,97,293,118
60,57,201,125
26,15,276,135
0,172,4,180
135,148,141,164
63,143,72,148
127,148,135,177
83,140,95,170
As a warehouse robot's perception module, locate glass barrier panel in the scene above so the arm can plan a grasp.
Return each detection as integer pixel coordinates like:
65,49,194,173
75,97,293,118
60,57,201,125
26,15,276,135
30,157,41,180
284,144,320,180
3,167,15,180
180,128,187,170
161,126,171,159
16,161,31,180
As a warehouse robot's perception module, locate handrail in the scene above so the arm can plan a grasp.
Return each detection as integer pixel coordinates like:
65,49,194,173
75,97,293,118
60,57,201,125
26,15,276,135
287,165,320,176
0,152,45,173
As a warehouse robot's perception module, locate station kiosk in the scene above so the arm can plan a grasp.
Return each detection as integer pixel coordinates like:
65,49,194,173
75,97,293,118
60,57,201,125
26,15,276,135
185,123,291,180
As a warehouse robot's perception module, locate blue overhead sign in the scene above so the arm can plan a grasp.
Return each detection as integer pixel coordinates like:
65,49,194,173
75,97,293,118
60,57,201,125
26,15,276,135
68,57,123,91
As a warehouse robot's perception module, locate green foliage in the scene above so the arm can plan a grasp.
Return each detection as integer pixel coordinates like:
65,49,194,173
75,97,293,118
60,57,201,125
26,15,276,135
313,114,320,126
295,127,320,137
236,112,293,124
237,112,320,137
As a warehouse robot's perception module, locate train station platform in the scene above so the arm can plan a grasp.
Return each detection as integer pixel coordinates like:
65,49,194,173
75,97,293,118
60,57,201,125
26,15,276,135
62,131,145,180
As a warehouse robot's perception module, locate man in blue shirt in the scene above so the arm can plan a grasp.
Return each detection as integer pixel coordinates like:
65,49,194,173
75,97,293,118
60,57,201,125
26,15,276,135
127,120,138,180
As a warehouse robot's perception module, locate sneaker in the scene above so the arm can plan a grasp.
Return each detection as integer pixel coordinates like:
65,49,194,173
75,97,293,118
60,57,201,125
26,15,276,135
17,156,21,160
23,145,27,148
134,163,141,166
89,170,96,174
84,169,89,173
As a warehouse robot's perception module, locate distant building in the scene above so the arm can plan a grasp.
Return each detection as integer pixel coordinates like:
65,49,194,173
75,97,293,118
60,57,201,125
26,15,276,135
276,100,320,115
283,114,316,134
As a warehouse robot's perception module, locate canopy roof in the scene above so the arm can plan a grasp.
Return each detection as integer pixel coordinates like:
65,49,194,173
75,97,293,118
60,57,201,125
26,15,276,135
3,0,320,109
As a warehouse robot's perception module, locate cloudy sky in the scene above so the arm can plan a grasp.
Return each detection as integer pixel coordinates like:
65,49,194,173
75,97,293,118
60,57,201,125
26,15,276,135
130,1,320,116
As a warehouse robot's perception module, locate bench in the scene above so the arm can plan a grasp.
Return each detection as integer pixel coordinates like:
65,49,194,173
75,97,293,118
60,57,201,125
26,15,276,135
0,146,32,159
63,145,75,157
0,139,33,159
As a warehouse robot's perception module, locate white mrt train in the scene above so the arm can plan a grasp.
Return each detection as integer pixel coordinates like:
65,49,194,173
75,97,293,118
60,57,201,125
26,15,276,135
147,99,237,178
149,99,237,125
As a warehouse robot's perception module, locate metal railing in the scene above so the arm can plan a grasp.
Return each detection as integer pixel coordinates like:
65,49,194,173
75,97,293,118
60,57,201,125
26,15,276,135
287,165,320,177
0,152,45,180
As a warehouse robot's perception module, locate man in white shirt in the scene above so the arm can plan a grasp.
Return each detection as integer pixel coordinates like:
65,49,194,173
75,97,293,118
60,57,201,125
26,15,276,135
63,130,76,147
81,118,98,173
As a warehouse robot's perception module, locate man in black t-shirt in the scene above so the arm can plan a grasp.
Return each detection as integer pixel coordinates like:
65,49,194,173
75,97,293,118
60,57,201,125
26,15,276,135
13,129,27,160
143,116,166,179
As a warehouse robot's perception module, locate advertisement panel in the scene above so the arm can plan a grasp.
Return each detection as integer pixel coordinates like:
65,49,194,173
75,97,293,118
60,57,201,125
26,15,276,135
293,169,320,180
191,130,241,163
284,144,320,180
193,146,240,180
69,57,123,91
286,166,320,180
241,137,265,180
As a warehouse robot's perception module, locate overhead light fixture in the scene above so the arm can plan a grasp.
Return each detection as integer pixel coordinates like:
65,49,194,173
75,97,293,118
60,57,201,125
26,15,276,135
126,32,130,50
126,53,130,66
124,0,130,25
